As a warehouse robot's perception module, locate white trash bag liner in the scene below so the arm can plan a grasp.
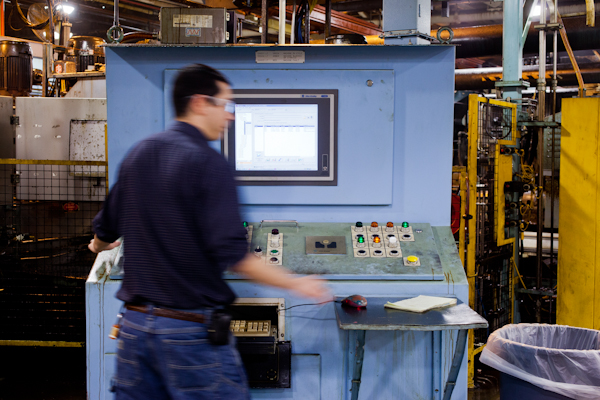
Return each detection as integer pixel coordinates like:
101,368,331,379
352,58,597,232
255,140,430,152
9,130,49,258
480,324,600,400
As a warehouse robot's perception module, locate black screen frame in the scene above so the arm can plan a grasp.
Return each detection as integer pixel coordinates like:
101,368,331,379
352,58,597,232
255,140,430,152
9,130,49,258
222,89,338,186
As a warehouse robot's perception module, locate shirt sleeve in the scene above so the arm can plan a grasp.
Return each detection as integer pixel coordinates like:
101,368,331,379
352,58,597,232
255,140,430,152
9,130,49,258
93,180,122,243
191,153,248,272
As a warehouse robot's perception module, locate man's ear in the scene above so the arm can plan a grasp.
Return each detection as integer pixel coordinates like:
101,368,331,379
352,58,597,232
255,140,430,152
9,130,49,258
187,95,208,116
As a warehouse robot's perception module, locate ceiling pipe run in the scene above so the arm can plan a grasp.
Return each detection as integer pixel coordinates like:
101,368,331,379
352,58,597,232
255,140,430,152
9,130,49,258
455,63,600,90
451,16,600,58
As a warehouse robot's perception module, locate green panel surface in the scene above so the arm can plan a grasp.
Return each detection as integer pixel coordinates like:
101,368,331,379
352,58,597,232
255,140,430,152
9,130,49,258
237,223,445,281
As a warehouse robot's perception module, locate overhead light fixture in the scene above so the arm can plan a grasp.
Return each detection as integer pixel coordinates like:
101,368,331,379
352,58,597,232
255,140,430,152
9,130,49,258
57,4,75,14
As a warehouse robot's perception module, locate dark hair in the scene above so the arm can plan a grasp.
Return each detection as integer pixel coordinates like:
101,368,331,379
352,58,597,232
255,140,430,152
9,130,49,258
172,64,231,117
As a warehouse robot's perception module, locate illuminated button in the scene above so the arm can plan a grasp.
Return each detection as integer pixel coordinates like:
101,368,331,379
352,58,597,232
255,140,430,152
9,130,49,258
357,235,365,243
373,236,381,243
406,255,419,265
388,236,398,247
271,229,279,235
386,222,394,228
270,257,278,264
370,221,379,233
356,222,363,228
270,249,279,255
401,221,410,233
243,221,248,228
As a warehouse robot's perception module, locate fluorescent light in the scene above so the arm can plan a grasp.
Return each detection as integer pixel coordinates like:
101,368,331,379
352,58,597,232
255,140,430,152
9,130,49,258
54,31,60,40
530,5,541,16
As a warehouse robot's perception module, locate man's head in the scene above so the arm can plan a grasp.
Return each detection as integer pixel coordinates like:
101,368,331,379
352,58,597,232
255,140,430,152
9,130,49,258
173,64,235,140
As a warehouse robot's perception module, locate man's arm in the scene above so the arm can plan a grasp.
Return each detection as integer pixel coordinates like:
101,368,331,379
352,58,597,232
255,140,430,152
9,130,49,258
88,234,121,253
230,253,331,301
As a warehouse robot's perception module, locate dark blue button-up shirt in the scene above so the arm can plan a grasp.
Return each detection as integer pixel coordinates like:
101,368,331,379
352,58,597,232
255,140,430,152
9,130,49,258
93,121,247,309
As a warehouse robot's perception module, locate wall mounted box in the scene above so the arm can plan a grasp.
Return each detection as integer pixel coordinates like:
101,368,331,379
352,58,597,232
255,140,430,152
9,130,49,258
159,8,228,44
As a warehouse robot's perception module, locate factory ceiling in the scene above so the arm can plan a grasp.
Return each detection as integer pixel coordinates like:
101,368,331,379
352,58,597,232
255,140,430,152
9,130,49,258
3,0,599,90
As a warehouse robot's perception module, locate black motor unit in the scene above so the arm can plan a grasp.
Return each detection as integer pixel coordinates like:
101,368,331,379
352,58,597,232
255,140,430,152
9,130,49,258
0,40,32,97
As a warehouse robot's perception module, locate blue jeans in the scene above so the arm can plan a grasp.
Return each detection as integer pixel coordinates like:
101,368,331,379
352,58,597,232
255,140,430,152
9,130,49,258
113,306,250,400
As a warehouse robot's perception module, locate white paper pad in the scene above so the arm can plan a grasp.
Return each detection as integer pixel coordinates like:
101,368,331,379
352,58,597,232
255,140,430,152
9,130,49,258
384,295,457,313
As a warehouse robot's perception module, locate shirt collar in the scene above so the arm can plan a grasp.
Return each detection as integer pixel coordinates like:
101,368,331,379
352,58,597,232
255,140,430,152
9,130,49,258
169,120,210,146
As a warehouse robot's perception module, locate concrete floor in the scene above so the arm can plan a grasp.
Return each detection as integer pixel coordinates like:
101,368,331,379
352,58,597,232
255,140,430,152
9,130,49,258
0,346,500,400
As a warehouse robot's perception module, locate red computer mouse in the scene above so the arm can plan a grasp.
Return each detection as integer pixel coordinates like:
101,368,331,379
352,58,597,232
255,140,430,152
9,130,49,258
342,295,367,308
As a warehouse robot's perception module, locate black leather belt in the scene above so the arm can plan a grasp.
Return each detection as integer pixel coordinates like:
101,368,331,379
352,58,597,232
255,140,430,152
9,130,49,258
125,304,205,323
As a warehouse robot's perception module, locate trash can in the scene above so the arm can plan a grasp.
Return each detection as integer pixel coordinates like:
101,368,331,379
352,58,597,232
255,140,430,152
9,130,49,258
480,324,600,400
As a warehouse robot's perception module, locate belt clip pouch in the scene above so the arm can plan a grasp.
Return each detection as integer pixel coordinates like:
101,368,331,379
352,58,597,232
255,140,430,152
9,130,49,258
208,309,231,346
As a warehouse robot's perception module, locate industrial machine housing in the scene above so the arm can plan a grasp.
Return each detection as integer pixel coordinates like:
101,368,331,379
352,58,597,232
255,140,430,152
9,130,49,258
86,43,472,400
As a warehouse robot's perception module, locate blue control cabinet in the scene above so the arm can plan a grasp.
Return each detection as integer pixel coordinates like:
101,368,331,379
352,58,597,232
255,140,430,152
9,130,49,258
86,44,469,400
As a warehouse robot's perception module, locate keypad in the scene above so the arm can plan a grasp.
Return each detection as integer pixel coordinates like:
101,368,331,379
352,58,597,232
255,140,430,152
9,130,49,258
230,320,272,337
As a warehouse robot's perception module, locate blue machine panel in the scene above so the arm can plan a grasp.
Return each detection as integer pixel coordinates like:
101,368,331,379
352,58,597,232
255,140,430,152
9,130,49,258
88,44,467,400
104,45,454,226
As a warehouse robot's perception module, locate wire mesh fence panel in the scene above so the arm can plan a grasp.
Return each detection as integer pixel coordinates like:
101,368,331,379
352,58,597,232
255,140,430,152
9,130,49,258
473,101,514,346
0,160,106,344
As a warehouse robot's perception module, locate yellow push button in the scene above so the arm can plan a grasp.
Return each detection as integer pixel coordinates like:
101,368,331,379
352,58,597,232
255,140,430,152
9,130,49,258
407,255,419,264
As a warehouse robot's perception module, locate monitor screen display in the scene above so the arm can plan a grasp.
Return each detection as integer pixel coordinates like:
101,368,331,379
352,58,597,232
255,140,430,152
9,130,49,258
223,89,337,185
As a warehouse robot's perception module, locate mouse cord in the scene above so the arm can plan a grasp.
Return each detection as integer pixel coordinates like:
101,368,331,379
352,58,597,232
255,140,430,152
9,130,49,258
277,300,336,312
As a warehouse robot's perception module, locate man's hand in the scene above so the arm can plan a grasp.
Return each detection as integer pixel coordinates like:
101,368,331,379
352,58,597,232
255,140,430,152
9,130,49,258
287,275,332,302
89,235,121,253
231,254,332,302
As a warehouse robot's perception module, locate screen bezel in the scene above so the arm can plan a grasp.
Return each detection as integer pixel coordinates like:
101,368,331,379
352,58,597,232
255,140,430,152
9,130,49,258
222,89,338,186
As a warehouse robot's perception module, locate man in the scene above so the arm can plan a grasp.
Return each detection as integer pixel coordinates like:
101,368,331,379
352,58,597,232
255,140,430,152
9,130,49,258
89,64,330,400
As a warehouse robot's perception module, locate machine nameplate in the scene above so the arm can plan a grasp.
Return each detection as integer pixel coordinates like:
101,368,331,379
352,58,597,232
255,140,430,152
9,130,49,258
306,236,347,254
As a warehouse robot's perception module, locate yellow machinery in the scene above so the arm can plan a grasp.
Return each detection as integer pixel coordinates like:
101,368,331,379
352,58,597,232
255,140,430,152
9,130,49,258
558,97,600,329
465,94,518,386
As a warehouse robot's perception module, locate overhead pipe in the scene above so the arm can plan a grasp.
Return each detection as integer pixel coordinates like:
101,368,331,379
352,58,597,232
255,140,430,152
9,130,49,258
535,0,547,324
1,0,4,36
454,65,600,90
550,0,558,275
450,16,600,58
586,0,595,26
558,12,585,94
261,0,267,43
431,3,589,25
278,0,285,44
